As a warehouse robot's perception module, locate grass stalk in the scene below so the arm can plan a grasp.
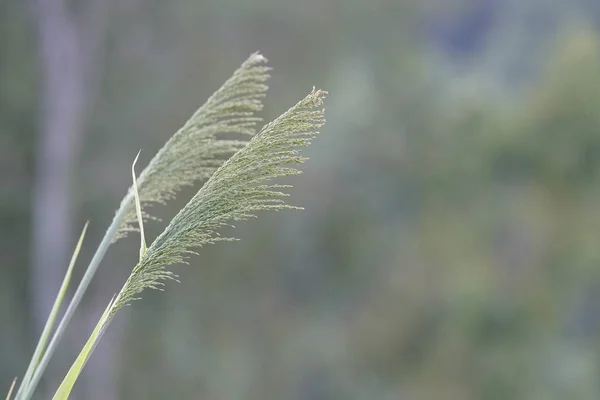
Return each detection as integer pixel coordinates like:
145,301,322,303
17,202,131,400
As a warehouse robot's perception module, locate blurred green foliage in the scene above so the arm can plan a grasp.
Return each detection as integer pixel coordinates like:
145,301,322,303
4,0,600,399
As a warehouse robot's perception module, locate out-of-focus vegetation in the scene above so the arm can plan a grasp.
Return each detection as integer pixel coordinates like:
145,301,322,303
3,0,600,399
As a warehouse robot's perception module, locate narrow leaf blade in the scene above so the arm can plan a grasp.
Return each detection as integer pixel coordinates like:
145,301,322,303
132,150,147,261
15,223,89,398
51,297,115,400
5,378,16,400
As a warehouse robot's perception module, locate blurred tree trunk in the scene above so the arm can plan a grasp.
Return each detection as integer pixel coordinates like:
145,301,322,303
30,0,115,398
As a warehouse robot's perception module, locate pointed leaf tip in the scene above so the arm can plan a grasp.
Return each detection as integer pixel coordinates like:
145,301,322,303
5,378,16,400
132,150,147,260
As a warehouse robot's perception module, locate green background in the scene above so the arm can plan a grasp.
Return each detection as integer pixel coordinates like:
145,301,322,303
3,0,600,398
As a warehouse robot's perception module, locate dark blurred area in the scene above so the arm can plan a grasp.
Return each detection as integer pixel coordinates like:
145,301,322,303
3,0,600,399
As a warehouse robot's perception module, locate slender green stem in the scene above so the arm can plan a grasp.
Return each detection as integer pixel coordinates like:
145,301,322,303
18,195,132,400
15,223,88,399
51,296,116,400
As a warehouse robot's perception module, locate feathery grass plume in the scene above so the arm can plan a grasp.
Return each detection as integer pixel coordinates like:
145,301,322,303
111,88,327,313
51,88,327,398
17,53,270,400
115,52,271,240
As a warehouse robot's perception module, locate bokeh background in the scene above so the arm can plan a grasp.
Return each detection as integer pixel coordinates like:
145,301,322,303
3,0,600,399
